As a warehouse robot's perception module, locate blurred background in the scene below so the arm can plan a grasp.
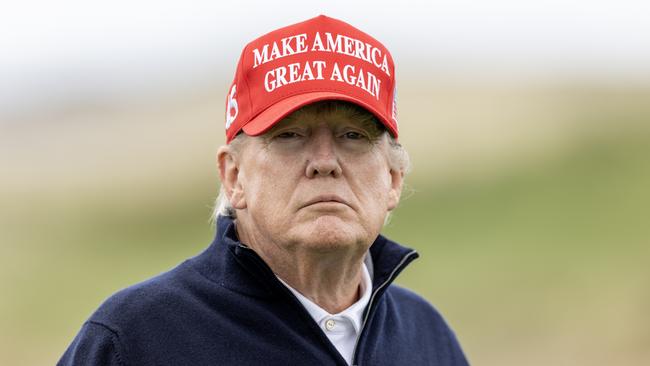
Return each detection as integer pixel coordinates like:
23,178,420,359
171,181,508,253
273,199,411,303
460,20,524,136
1,1,649,365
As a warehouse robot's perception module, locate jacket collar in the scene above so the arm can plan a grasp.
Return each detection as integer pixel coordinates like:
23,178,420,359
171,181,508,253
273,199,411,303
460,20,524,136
189,215,419,299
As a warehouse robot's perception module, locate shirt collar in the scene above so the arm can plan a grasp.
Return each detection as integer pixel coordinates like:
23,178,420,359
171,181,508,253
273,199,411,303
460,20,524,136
277,261,373,334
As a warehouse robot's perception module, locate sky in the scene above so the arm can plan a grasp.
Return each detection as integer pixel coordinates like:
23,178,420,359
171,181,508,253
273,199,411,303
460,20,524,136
1,0,649,115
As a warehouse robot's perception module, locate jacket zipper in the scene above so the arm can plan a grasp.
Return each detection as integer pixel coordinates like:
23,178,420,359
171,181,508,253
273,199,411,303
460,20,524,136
350,250,418,366
235,243,351,364
237,242,418,366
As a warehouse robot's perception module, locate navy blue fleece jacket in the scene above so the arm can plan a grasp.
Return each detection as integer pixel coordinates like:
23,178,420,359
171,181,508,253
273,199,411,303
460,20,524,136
59,216,469,365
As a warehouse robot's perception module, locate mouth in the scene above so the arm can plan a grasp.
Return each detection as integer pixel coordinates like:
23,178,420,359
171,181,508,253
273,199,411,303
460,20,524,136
301,195,351,209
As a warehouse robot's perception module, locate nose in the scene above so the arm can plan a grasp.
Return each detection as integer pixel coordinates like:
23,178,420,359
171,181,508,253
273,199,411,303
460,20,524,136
305,129,343,178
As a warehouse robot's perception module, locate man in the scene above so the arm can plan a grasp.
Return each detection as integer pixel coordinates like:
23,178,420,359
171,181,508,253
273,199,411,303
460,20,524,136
60,15,469,365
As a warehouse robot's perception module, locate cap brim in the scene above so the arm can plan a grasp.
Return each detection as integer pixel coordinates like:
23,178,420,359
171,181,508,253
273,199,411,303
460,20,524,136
241,92,397,138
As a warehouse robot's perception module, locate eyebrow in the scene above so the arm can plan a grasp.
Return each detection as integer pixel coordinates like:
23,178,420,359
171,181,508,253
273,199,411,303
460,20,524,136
276,111,383,131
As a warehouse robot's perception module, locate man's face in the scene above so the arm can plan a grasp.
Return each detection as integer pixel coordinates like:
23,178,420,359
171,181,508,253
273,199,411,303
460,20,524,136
222,104,403,253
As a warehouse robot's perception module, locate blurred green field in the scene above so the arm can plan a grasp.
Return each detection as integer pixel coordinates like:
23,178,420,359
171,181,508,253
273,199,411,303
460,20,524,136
388,133,650,365
1,86,649,365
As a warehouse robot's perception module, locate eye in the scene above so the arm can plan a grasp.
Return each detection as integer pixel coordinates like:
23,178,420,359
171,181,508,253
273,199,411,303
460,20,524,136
342,131,366,140
275,131,301,139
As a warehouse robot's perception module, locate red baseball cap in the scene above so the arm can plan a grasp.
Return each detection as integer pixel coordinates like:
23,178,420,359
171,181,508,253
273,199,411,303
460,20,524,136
224,15,398,143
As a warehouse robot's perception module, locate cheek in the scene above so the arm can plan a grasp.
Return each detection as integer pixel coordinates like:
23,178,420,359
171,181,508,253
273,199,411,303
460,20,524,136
242,155,301,210
370,172,393,205
350,158,393,206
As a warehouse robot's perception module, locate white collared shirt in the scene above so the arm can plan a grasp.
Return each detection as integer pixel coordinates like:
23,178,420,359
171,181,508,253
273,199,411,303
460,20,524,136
277,263,372,365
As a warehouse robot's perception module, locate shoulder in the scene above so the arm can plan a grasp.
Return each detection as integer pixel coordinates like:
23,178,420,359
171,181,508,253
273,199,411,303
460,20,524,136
383,285,470,364
385,285,442,317
384,284,458,337
88,260,200,332
58,321,126,366
59,267,190,366
60,259,223,365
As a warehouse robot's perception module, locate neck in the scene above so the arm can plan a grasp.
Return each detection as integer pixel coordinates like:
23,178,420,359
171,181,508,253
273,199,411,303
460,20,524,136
235,222,367,314
274,254,365,314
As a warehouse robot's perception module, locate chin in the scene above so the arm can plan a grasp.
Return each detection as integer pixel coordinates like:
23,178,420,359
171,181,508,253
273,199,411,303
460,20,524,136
297,215,369,252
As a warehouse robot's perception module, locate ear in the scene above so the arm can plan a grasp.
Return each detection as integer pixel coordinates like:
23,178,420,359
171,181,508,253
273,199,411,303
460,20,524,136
387,167,404,211
217,145,247,209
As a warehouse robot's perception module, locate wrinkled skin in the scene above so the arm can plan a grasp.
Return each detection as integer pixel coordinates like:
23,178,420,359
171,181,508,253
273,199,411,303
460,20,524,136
217,104,403,312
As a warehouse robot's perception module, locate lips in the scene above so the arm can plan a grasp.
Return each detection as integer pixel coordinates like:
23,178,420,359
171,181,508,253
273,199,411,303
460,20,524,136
301,195,351,209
